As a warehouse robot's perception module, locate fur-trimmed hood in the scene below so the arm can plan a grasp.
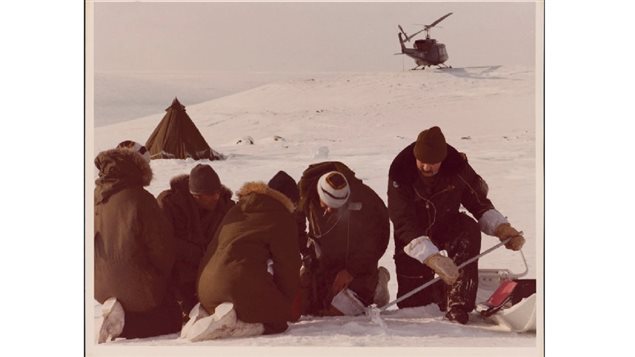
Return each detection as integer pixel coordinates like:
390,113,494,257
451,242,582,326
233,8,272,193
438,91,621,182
168,174,190,191
94,148,153,204
237,181,295,213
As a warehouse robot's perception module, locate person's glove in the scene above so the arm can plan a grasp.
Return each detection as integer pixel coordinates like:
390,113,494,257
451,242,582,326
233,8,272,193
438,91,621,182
424,253,460,285
331,269,354,296
494,223,525,251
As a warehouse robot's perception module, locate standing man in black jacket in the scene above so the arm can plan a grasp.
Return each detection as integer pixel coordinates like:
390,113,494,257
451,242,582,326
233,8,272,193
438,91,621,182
387,126,525,324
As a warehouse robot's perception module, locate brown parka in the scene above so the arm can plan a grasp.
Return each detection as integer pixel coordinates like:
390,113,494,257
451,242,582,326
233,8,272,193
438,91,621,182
94,149,175,313
157,175,235,306
298,161,390,310
197,182,301,333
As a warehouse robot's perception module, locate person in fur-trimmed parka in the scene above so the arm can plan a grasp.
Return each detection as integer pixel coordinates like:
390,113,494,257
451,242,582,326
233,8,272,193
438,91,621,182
94,143,181,342
157,164,235,319
194,182,301,337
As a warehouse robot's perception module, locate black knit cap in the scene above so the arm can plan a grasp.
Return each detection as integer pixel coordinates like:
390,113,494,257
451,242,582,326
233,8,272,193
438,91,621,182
268,170,300,203
189,164,221,195
413,126,447,163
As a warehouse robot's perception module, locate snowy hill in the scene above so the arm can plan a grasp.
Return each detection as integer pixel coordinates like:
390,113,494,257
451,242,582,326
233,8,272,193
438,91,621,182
90,65,540,349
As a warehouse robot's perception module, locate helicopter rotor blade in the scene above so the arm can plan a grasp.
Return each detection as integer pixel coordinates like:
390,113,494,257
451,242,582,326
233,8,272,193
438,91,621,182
424,12,453,30
398,24,425,42
398,25,412,42
407,28,426,41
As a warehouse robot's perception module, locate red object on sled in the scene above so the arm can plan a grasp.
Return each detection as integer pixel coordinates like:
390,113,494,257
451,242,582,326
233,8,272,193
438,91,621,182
477,278,536,332
485,280,518,309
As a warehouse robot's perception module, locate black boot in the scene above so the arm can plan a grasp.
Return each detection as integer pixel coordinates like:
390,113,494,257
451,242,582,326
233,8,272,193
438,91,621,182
445,306,469,325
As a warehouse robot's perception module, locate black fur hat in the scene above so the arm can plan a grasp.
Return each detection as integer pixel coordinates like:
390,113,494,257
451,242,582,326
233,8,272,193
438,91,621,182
268,171,300,204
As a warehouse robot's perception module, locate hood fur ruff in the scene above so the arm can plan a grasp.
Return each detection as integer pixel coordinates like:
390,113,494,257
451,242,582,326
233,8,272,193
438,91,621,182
237,181,295,213
169,174,190,190
95,148,153,186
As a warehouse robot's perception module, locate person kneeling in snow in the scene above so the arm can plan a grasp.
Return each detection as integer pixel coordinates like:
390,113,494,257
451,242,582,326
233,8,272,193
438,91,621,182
297,162,391,317
267,171,309,258
94,141,181,343
157,164,235,321
181,181,301,341
387,126,525,324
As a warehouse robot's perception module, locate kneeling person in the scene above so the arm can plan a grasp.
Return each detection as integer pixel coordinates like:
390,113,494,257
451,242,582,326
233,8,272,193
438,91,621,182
94,141,181,343
388,126,525,324
298,162,390,316
182,182,301,341
157,164,235,319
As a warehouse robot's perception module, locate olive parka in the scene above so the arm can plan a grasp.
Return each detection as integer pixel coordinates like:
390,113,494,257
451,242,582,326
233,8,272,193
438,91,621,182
94,148,175,312
197,182,301,332
298,161,390,307
157,175,235,289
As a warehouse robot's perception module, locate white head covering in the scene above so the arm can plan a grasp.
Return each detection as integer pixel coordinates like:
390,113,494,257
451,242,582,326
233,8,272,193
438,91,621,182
116,140,151,163
317,171,350,208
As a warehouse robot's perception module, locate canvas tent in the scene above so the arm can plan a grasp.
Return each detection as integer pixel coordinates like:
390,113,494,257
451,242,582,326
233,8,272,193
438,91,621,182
145,98,223,160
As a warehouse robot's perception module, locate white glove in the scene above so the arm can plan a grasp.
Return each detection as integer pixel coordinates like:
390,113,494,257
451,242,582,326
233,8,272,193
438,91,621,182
404,236,439,263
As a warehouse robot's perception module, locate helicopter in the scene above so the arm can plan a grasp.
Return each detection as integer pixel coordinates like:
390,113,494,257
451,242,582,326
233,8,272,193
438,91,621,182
397,12,453,70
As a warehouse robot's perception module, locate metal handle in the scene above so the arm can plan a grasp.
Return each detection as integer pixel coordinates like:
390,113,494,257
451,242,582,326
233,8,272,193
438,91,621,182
378,237,513,312
516,249,529,278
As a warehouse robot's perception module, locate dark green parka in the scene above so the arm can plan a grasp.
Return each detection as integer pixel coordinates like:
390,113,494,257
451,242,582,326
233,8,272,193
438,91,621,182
157,175,235,288
197,182,301,331
94,149,175,312
298,161,390,306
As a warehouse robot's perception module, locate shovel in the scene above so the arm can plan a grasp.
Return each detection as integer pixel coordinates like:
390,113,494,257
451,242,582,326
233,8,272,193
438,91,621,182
366,237,515,325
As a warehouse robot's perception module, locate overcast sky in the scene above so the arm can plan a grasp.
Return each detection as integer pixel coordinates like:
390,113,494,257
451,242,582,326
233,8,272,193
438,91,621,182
93,1,537,72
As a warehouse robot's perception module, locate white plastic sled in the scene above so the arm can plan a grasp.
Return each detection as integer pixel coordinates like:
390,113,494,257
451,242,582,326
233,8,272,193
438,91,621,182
476,250,536,332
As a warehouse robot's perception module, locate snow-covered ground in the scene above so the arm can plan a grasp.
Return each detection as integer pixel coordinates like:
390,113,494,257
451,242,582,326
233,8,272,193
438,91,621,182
89,65,541,351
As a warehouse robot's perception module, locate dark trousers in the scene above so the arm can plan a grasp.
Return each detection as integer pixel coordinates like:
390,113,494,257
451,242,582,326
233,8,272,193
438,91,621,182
300,264,378,315
394,212,481,311
120,295,182,339
262,322,289,335
176,281,198,322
